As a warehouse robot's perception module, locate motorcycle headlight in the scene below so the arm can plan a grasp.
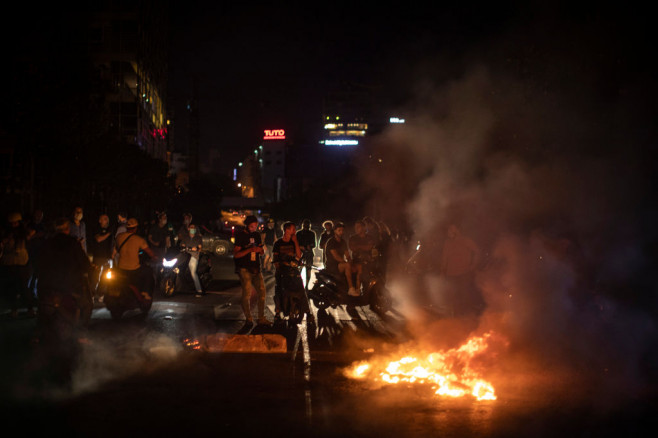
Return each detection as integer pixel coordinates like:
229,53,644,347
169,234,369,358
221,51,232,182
163,257,178,267
105,270,113,280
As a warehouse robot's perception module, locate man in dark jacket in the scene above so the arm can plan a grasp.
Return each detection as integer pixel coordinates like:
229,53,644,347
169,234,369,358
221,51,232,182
296,219,316,290
37,217,92,342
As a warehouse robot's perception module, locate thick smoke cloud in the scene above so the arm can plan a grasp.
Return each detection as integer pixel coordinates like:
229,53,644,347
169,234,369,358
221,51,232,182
362,10,657,403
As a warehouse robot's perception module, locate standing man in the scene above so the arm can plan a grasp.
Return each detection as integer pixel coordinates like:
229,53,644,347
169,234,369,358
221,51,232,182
180,223,204,297
148,212,173,261
70,206,87,254
233,215,270,326
319,220,334,268
36,217,92,342
261,218,278,273
440,224,482,316
296,219,316,290
325,222,358,297
272,221,301,319
1,212,34,318
348,220,376,293
115,212,128,238
90,214,113,301
177,212,193,244
113,218,156,298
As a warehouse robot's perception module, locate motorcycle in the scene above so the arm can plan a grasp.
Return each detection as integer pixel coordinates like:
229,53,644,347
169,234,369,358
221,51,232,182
308,251,392,316
275,255,311,326
159,247,212,297
100,264,153,320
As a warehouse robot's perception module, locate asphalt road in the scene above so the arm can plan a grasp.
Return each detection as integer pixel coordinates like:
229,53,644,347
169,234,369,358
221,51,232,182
1,254,657,437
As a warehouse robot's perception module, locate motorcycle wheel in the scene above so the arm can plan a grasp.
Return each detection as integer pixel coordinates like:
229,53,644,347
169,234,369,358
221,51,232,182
161,277,175,297
369,286,392,316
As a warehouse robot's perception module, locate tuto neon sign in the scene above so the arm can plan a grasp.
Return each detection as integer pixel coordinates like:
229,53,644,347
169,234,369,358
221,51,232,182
264,129,285,140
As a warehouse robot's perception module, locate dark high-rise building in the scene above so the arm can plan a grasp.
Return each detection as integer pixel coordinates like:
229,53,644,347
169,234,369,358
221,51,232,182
87,0,170,162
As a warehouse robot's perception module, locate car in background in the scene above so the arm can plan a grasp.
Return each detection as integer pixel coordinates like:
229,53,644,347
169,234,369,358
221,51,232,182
201,230,234,256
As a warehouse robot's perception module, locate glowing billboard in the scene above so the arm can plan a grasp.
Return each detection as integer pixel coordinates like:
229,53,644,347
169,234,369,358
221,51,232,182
324,139,359,146
264,129,285,140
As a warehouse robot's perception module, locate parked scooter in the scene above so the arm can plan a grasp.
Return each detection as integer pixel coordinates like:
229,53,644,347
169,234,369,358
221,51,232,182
100,264,153,320
308,253,392,315
159,247,212,297
275,255,311,326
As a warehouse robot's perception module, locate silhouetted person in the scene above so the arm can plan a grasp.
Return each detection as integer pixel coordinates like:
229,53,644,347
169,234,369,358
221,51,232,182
440,224,481,316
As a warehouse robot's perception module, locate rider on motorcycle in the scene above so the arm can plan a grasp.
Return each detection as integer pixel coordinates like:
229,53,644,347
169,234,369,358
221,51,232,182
325,222,359,297
272,221,301,319
179,223,204,297
112,218,156,298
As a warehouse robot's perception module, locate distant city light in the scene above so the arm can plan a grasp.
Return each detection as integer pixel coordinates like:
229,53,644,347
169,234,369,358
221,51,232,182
324,139,359,146
324,123,338,129
389,117,405,124
233,168,237,181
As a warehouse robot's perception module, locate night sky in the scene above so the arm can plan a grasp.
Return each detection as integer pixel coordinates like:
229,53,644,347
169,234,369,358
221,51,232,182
168,2,541,170
4,3,654,176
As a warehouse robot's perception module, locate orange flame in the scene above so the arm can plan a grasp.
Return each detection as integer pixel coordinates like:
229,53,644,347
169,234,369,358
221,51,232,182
346,331,499,401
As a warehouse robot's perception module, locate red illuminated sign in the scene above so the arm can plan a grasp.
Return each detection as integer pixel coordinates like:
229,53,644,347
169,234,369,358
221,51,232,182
264,129,285,140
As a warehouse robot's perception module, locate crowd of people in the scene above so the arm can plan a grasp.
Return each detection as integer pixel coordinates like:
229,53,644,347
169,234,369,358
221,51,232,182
1,205,484,332
234,215,395,326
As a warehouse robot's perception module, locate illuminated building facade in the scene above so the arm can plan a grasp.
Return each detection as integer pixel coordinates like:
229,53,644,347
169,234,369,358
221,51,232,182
320,84,373,148
87,1,170,162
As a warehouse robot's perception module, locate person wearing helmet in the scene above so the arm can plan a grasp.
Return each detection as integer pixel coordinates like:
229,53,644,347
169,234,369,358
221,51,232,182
113,218,156,297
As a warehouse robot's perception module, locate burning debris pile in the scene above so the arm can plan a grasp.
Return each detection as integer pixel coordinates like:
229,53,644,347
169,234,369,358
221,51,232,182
345,331,507,401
